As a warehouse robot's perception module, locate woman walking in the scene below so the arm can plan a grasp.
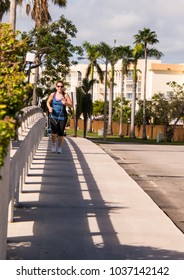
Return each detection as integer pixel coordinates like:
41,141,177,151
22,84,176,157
47,80,73,153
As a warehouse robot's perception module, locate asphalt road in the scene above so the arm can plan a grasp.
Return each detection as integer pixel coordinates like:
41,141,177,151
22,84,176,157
98,142,184,234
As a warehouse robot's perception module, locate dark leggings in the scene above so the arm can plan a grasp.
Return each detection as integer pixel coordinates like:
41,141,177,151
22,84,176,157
50,117,67,136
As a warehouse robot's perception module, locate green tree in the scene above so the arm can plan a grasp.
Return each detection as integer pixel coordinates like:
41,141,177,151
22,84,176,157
134,27,163,139
112,97,130,119
0,23,28,169
135,99,153,130
112,97,131,135
112,97,120,121
8,0,67,104
23,16,82,87
82,41,104,86
93,100,105,118
152,81,184,141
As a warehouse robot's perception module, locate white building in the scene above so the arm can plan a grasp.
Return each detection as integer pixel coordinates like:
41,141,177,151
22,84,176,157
65,59,184,104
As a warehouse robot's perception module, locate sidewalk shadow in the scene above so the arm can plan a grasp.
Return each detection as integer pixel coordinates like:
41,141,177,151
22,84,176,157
7,137,184,260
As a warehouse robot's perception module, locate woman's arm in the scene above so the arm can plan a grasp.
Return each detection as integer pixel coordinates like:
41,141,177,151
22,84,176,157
62,93,73,108
46,93,54,113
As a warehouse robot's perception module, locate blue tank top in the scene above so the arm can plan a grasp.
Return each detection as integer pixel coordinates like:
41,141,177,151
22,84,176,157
50,93,67,120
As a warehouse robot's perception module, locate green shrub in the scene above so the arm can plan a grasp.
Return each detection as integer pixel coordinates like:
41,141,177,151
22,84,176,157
0,23,28,169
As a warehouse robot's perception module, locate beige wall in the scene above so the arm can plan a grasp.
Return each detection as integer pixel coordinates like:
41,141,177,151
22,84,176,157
70,119,184,142
150,72,181,95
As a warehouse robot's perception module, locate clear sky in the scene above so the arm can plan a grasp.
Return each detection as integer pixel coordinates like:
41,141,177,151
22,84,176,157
2,0,184,64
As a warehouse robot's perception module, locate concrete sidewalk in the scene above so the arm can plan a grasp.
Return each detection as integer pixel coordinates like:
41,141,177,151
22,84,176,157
7,136,184,259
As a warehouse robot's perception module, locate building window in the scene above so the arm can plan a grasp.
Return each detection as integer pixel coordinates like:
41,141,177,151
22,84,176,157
127,70,133,80
137,92,141,99
137,81,141,92
126,92,132,100
126,82,133,89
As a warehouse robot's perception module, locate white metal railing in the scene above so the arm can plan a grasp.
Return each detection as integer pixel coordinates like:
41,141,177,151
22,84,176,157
0,106,46,259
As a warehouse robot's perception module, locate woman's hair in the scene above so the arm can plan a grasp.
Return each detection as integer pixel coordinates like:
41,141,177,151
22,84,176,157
55,80,64,86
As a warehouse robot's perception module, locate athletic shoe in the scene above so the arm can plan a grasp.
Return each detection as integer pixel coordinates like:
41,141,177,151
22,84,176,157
57,146,62,154
51,143,57,152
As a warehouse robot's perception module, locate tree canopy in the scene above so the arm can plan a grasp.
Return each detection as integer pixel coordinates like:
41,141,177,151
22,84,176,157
0,23,28,169
23,15,83,87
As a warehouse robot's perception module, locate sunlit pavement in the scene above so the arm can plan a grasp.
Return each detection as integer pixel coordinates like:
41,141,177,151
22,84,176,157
7,136,184,260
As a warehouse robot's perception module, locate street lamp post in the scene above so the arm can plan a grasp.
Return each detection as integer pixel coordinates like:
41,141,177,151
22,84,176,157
26,52,35,84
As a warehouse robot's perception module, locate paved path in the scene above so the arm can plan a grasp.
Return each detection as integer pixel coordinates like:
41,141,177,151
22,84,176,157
7,137,184,259
98,143,184,234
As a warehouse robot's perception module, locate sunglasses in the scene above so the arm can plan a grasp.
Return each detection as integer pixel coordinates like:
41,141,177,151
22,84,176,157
57,85,64,88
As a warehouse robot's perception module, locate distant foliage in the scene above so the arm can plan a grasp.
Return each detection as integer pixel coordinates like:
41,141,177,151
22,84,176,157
152,81,184,141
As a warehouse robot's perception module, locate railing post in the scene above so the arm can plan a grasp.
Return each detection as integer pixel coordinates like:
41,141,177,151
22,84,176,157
0,145,10,259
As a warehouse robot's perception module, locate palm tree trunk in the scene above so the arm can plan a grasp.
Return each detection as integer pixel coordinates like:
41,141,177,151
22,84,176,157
130,62,137,138
142,53,147,139
130,79,136,137
107,66,114,135
107,81,113,134
88,66,94,132
119,69,124,137
103,60,108,141
9,0,17,31
74,118,78,137
83,116,87,138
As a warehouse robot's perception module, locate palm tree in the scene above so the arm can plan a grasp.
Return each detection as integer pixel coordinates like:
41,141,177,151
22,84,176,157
97,42,111,141
130,44,143,138
0,0,10,22
98,42,120,135
8,0,67,29
80,78,95,138
115,45,132,137
134,28,163,139
25,0,67,28
108,47,120,135
83,41,104,87
82,41,103,132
